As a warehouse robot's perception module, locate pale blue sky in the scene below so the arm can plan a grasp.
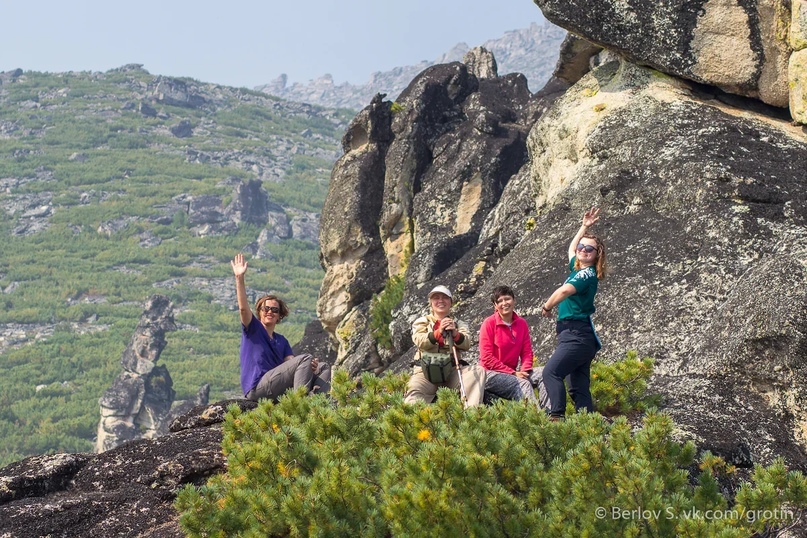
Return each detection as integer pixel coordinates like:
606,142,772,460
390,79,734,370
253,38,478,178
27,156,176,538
1,0,546,89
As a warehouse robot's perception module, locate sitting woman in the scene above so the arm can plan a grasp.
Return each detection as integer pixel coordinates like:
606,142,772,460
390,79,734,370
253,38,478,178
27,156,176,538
479,285,546,408
231,253,330,401
404,285,485,407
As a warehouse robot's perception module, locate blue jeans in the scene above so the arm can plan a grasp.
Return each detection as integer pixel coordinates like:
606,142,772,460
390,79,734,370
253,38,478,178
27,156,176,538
484,370,550,409
542,320,598,416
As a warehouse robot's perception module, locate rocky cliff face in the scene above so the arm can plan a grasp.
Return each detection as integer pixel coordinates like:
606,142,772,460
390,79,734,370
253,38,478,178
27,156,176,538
164,178,320,244
316,47,566,376
257,23,567,110
315,15,807,470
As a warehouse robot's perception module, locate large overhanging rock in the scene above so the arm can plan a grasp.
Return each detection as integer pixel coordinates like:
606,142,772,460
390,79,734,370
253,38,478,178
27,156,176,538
532,0,792,109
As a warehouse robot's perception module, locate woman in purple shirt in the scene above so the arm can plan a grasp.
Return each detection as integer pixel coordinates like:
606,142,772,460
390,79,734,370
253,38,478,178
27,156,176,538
231,253,330,401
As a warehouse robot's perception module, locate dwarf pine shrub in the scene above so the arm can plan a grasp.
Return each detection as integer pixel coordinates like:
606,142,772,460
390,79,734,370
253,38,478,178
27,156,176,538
176,359,806,537
590,351,658,416
368,274,405,350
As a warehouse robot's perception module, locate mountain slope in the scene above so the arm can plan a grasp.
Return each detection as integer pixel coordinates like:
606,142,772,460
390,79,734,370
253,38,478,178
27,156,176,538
0,65,350,465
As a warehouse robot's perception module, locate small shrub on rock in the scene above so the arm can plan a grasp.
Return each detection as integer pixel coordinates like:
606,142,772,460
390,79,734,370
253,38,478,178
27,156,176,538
590,351,658,416
368,274,405,350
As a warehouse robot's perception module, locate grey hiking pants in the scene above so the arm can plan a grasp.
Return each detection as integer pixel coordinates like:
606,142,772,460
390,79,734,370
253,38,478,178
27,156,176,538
246,354,332,402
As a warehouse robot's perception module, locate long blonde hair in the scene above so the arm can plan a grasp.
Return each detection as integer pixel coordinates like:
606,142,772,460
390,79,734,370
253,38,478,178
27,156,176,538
574,233,607,279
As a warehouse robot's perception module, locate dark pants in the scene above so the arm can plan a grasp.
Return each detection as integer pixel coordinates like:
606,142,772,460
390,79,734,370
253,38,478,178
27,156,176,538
542,320,598,416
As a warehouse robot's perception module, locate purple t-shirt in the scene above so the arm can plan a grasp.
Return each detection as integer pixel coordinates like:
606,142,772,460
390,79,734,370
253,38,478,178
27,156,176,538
240,316,293,395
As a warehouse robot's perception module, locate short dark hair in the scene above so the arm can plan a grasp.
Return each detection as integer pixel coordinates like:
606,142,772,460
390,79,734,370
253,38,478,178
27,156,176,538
254,294,290,322
491,285,515,305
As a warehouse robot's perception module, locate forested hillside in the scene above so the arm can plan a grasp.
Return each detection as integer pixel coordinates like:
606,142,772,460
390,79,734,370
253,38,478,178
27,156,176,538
0,65,351,465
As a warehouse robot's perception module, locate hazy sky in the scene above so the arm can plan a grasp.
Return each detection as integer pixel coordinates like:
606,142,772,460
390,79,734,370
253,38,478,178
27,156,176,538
1,0,547,89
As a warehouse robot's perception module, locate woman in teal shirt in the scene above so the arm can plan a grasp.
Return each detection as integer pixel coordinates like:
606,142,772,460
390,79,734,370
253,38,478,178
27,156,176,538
540,207,607,420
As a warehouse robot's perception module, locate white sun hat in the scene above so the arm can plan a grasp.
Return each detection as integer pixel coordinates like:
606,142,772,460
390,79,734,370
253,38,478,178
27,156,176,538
427,285,453,300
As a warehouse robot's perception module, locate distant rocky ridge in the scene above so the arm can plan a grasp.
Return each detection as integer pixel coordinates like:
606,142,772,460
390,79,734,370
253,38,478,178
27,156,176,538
0,65,345,181
258,22,567,109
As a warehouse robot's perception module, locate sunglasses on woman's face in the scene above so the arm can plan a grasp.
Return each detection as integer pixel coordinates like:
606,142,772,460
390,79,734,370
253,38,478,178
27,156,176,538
576,244,597,253
261,306,281,313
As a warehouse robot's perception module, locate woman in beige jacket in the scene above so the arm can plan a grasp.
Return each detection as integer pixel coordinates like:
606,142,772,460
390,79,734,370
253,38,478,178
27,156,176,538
403,285,485,406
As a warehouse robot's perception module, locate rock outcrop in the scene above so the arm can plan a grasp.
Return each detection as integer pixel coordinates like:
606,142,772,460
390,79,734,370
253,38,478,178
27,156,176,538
317,93,393,338
151,76,206,109
0,399,254,538
318,55,562,375
97,295,209,453
314,37,807,471
156,179,319,243
0,68,23,85
463,46,498,79
224,178,277,226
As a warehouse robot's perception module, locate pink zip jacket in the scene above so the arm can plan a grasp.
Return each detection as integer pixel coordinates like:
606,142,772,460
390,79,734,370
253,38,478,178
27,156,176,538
479,311,534,374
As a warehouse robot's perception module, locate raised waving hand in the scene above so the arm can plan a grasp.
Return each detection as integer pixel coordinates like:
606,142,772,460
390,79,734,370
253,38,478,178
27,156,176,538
582,206,601,228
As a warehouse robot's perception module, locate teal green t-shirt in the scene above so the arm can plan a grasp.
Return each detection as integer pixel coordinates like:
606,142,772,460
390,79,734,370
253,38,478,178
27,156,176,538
557,256,598,321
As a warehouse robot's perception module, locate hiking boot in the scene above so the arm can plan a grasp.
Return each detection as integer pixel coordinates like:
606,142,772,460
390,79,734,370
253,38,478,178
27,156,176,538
548,414,565,422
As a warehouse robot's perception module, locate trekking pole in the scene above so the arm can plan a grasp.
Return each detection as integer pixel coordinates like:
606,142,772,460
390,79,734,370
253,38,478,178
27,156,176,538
445,330,468,407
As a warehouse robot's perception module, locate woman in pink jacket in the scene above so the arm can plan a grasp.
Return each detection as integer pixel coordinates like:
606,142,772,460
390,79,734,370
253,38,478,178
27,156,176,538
479,285,546,407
